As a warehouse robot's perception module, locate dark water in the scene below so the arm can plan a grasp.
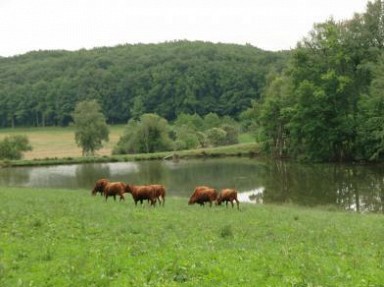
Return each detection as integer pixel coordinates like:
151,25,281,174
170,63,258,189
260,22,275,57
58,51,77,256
0,158,383,213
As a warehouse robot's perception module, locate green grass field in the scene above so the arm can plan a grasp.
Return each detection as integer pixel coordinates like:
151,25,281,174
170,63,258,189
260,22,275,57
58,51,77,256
1,187,383,286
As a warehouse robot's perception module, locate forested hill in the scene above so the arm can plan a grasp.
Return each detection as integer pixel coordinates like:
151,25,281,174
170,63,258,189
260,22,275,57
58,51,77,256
0,41,288,127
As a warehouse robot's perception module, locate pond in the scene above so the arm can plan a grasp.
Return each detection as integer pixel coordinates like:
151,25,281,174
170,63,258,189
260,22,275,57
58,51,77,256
0,158,383,213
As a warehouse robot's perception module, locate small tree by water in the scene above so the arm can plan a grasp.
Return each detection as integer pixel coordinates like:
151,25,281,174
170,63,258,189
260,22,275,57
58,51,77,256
113,113,172,154
0,135,32,160
72,100,109,156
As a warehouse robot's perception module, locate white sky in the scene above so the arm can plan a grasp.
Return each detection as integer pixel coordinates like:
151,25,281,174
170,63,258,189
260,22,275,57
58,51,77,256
0,0,369,57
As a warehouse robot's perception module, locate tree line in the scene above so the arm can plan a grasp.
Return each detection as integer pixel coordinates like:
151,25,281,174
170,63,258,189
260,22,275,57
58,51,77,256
71,100,240,157
0,41,287,127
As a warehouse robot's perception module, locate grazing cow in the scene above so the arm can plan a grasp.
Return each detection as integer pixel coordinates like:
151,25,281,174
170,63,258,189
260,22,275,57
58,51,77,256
217,188,240,210
125,184,157,206
188,186,218,207
91,178,109,196
103,181,126,201
92,179,125,201
150,184,166,206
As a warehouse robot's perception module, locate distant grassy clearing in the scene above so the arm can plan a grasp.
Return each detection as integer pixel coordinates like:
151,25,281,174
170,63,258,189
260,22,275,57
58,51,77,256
238,132,255,143
0,126,255,161
0,126,125,160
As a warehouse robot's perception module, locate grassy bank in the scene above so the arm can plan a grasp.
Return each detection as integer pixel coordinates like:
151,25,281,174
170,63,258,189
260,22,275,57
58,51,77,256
1,187,383,286
0,126,260,167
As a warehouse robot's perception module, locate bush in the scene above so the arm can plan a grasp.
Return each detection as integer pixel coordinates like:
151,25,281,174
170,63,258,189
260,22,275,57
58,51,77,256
221,124,239,145
206,128,227,147
173,125,200,150
0,135,32,160
113,114,172,154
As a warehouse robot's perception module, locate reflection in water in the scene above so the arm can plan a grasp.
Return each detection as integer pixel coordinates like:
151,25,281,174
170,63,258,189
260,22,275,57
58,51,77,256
261,161,384,214
98,162,139,176
0,166,31,187
0,158,383,213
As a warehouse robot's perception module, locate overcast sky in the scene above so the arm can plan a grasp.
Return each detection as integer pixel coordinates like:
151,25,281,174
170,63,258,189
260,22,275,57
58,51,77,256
0,0,369,57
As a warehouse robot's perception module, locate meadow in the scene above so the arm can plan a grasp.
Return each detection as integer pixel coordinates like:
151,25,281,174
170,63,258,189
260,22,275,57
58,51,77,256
0,126,126,160
0,126,259,167
0,187,383,286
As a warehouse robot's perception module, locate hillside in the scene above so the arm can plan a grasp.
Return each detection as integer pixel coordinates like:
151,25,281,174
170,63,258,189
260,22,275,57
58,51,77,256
0,41,289,127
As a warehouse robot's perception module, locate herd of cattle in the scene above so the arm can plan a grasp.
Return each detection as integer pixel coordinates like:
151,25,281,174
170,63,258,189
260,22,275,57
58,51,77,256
91,179,240,209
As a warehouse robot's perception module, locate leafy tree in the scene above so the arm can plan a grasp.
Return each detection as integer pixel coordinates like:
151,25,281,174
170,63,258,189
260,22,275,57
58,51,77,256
196,131,209,148
203,113,221,130
258,74,293,157
72,100,109,156
0,135,32,160
283,19,363,161
112,120,138,154
138,114,172,153
172,112,239,148
130,96,145,120
356,54,384,160
113,113,172,154
221,124,239,145
174,113,204,131
239,100,262,139
173,125,200,151
206,128,227,147
172,113,205,150
253,1,384,162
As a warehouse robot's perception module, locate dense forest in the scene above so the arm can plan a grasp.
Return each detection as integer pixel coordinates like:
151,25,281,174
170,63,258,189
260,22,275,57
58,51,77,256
0,41,287,127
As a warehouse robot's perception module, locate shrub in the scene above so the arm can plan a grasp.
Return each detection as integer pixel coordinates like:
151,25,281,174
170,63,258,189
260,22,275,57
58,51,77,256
0,135,32,160
113,114,172,154
206,128,227,147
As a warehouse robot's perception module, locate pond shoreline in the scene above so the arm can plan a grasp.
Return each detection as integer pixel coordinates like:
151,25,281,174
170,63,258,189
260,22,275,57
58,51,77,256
1,156,383,214
0,143,261,168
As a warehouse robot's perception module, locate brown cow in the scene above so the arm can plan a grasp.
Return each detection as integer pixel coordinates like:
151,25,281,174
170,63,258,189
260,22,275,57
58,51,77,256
125,184,157,206
104,181,126,201
92,179,125,201
217,188,240,210
91,178,109,196
188,186,218,207
150,184,166,206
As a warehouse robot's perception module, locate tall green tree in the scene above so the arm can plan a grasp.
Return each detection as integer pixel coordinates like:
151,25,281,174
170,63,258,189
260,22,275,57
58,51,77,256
286,19,361,161
357,53,384,160
244,0,384,162
130,96,145,120
258,74,293,158
72,100,109,156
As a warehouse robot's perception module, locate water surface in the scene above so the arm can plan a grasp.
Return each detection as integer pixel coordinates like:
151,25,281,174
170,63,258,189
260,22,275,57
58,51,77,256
0,158,383,213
